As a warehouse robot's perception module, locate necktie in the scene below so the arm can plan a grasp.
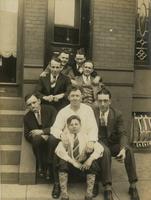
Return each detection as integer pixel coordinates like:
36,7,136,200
35,111,41,125
100,112,106,126
73,134,80,160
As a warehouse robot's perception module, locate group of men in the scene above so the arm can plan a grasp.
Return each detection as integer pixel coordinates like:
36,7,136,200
24,49,140,200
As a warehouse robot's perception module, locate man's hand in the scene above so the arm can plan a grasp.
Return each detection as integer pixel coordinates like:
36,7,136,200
43,96,53,102
40,71,48,77
41,135,49,141
80,158,93,171
30,129,43,137
53,94,64,102
86,141,94,153
61,134,69,149
71,160,82,169
92,76,101,85
116,148,126,163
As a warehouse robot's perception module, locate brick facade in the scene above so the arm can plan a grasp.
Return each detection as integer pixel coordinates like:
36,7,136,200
92,0,136,70
24,0,47,65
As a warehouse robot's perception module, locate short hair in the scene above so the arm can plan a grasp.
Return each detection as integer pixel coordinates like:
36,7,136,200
76,48,85,55
67,115,81,125
24,93,38,103
49,57,61,65
96,87,112,99
67,85,83,96
59,48,70,55
83,60,94,68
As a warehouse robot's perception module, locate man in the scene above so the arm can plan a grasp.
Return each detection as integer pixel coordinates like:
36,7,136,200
35,57,71,111
74,60,103,106
49,85,113,200
24,94,57,177
94,87,140,200
55,115,104,200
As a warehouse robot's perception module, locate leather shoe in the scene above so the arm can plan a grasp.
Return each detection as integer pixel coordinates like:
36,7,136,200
92,182,99,197
129,187,140,200
61,197,69,200
85,196,92,200
104,190,114,200
52,183,61,199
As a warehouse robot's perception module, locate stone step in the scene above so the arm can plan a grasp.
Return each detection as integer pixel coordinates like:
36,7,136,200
0,96,24,110
0,127,22,145
0,145,21,165
0,165,19,184
0,110,24,127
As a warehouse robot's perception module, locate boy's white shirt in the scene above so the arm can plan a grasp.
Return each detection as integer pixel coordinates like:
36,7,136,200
55,131,104,163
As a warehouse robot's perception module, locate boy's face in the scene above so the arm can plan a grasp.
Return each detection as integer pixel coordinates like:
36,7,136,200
83,62,94,76
26,95,41,112
75,54,85,65
49,60,63,77
59,52,69,66
68,89,82,107
97,94,111,113
68,119,81,135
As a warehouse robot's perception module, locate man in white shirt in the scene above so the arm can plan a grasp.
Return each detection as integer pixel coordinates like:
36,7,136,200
55,115,104,200
48,85,112,200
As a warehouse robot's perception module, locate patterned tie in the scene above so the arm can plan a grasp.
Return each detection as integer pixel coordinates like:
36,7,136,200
73,134,80,160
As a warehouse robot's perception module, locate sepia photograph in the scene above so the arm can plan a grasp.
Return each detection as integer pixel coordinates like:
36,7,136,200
0,0,151,199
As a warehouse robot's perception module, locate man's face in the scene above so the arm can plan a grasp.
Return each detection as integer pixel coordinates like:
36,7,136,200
49,60,63,76
75,54,86,65
68,119,81,135
97,94,111,113
68,89,82,107
59,52,69,66
83,62,93,76
26,95,41,112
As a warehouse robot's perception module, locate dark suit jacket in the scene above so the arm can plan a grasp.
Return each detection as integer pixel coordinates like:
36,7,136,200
94,106,128,148
24,104,57,142
35,72,71,110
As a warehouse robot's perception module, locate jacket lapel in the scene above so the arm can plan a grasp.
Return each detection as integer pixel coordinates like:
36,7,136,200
43,73,51,93
107,108,114,137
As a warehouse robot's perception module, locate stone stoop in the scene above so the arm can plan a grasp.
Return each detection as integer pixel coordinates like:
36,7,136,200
0,97,24,184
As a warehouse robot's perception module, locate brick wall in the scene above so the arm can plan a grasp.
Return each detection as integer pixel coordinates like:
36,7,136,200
24,0,47,65
92,0,136,70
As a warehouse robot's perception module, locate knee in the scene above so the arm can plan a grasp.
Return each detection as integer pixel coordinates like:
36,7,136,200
59,159,69,172
125,146,134,157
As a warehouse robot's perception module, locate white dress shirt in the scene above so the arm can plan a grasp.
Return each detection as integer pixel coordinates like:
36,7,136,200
50,74,58,88
82,74,91,85
51,103,98,141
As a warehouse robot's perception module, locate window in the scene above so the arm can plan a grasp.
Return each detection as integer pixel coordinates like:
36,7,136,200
132,112,151,149
135,0,151,66
46,0,91,65
0,0,18,83
53,0,81,44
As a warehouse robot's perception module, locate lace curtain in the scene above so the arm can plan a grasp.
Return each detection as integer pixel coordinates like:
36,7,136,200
0,0,18,58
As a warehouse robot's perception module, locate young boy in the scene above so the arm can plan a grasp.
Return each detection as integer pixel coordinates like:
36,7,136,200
55,115,104,200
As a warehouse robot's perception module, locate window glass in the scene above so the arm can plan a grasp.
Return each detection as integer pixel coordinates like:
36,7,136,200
135,0,151,66
0,0,18,82
53,0,80,44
